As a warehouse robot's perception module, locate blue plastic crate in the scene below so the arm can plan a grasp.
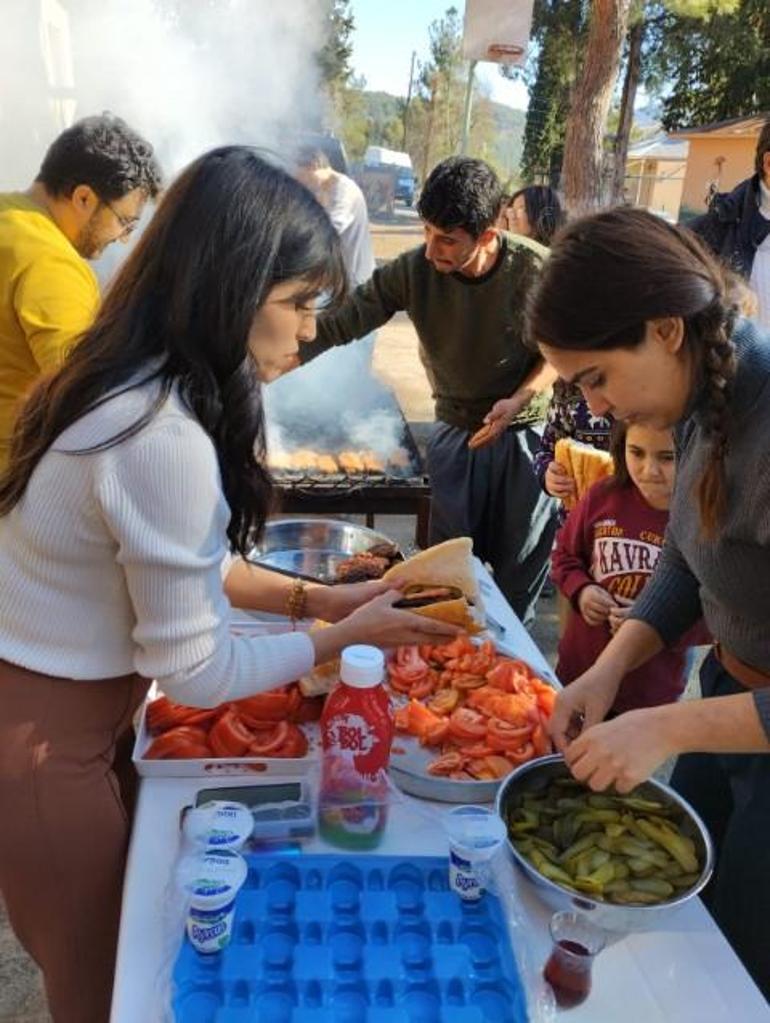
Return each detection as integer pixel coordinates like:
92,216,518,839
172,854,528,1023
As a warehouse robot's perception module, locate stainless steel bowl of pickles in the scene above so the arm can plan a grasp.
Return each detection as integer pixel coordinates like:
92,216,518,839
496,754,715,933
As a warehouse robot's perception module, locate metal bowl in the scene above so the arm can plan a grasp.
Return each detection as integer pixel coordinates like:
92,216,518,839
495,754,715,933
247,517,401,584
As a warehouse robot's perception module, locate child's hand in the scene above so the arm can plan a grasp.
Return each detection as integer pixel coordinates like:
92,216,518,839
545,461,576,500
577,584,617,627
608,595,634,635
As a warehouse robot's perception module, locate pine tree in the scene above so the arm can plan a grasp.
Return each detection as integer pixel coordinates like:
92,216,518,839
649,0,768,129
508,0,587,186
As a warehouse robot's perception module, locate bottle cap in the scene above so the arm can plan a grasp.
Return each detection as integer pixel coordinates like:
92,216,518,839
340,645,385,688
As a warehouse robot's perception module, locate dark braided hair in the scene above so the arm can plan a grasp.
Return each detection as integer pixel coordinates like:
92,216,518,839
526,206,739,538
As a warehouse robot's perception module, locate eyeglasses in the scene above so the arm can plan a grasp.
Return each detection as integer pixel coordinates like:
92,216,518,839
101,198,140,236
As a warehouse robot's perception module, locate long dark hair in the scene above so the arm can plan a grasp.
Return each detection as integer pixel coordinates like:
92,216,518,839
606,420,633,491
527,207,737,538
0,146,346,554
510,185,566,246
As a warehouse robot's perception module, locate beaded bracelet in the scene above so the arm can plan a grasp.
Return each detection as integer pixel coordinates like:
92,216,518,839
286,577,307,627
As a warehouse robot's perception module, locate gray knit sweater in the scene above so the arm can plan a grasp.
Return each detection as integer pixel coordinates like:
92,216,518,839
631,320,770,736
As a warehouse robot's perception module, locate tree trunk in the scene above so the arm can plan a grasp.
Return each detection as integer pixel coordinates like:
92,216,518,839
561,0,631,215
609,18,645,205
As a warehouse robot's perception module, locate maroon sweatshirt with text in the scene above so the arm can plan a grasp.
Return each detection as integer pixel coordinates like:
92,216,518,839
551,479,707,714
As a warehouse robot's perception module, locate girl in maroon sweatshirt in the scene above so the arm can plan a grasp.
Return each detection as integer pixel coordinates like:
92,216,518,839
552,422,704,714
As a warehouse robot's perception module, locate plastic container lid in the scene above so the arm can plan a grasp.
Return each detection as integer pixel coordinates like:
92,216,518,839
340,645,385,688
444,805,507,859
182,801,253,851
181,848,248,912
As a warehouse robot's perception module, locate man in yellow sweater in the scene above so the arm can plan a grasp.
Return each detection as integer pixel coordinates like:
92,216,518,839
0,113,161,467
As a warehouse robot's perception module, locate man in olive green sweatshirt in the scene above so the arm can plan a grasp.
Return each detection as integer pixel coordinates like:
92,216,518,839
300,157,557,625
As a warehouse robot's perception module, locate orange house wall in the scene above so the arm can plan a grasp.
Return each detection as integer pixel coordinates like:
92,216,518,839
680,136,756,214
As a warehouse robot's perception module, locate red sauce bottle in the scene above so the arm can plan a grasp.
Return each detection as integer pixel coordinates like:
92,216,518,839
318,645,394,850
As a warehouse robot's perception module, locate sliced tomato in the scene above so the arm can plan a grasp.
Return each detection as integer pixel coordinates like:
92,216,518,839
506,741,536,765
408,674,436,700
482,755,515,779
430,636,475,664
294,696,324,723
420,720,450,747
486,717,533,752
448,707,488,741
284,684,303,722
458,743,495,758
534,685,557,717
427,688,460,716
406,699,444,739
144,725,211,759
486,661,531,694
234,689,292,723
247,721,290,756
466,758,498,781
208,709,255,757
276,723,308,758
388,668,418,695
145,697,216,735
531,723,552,757
427,751,465,776
391,646,430,683
451,674,488,690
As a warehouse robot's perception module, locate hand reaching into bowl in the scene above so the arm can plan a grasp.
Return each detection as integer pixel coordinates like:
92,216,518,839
562,706,677,793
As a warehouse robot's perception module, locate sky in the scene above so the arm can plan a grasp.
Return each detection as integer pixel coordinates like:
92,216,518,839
348,0,530,111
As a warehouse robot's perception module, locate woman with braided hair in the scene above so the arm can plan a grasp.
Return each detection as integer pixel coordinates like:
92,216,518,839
527,206,770,996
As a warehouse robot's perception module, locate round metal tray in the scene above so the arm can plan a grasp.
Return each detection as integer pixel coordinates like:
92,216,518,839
388,640,556,804
389,747,500,803
248,518,400,585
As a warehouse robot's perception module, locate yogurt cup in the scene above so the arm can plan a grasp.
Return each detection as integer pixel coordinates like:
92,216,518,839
184,848,248,954
183,801,253,851
444,804,507,901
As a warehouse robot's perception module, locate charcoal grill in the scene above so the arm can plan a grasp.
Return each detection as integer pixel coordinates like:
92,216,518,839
266,384,431,547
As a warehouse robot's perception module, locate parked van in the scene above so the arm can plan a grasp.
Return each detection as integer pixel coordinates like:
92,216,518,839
362,147,416,207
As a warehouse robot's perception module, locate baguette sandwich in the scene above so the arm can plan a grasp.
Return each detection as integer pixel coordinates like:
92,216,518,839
554,438,614,511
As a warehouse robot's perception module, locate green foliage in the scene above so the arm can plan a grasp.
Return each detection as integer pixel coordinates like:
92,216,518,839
645,0,768,129
316,0,355,97
512,0,588,184
319,3,524,178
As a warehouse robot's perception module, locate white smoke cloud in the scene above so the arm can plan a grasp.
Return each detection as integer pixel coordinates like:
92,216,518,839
264,346,411,467
0,0,327,279
0,0,407,438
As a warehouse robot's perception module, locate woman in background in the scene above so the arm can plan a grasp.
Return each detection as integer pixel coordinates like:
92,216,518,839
501,184,566,247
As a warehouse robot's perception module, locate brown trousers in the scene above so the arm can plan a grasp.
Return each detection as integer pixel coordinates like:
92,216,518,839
0,660,149,1023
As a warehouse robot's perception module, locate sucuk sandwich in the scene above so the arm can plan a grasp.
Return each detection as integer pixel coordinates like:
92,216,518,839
382,537,483,633
300,537,483,697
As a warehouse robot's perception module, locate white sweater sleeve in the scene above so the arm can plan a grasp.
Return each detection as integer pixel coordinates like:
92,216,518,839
95,418,314,706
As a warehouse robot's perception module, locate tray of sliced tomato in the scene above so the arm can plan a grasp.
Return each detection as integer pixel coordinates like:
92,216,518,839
387,636,559,802
132,682,323,778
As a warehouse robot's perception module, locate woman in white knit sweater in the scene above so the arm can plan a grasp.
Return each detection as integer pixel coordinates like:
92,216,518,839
0,147,457,1023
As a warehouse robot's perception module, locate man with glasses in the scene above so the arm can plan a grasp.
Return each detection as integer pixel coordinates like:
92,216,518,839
0,113,161,466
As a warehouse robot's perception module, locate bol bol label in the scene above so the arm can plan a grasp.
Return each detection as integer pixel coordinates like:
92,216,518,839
325,713,379,758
